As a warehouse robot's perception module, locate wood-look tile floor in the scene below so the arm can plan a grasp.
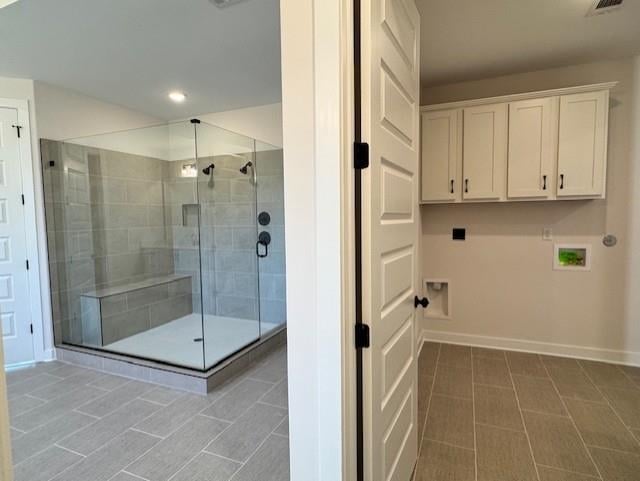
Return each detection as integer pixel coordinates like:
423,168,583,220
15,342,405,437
6,346,289,481
415,342,640,481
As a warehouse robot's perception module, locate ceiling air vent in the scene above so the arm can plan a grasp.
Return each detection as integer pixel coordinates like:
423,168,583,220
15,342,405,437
587,0,624,16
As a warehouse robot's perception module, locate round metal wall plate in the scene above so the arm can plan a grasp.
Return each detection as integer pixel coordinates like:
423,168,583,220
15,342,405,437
603,234,617,247
258,212,271,226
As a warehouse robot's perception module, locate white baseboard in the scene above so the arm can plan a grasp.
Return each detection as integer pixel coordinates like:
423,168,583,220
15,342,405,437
420,329,640,367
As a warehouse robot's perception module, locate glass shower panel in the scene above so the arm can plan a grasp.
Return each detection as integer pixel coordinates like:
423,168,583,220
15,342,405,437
42,121,206,369
255,141,287,335
195,122,260,369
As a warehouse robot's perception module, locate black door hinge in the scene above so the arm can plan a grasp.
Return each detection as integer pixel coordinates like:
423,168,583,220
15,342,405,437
354,142,369,170
26,259,29,270
30,324,34,335
12,125,22,138
355,323,370,349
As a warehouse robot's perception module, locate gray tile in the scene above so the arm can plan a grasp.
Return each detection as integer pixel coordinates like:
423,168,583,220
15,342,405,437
601,387,640,428
170,452,241,481
77,381,154,417
537,465,599,481
579,360,638,390
205,402,287,462
261,378,288,409
275,416,289,437
8,394,45,418
28,370,103,401
548,367,604,403
6,366,41,385
433,365,472,399
109,473,144,481
13,446,82,481
418,374,433,433
46,363,90,379
424,394,474,449
58,399,161,456
88,373,131,391
565,398,640,453
540,355,582,371
475,384,524,431
472,347,506,360
11,385,107,431
589,446,640,481
506,351,548,378
513,375,567,416
439,344,472,369
245,353,287,383
139,386,185,405
231,434,290,481
476,424,537,481
134,393,212,437
474,357,512,388
7,373,65,399
523,410,598,476
203,378,274,421
11,410,96,463
414,440,475,481
420,342,440,376
126,415,229,481
50,430,160,481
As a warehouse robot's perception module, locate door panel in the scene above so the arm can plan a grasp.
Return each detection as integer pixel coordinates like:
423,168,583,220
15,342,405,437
557,91,608,197
0,107,33,366
362,0,420,479
462,103,507,200
508,97,556,199
421,109,459,202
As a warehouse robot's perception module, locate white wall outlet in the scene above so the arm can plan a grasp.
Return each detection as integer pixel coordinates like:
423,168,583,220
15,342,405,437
543,228,553,241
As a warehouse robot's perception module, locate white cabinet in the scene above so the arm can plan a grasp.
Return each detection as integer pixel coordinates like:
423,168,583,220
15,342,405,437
420,109,460,202
420,82,614,204
462,103,507,200
507,97,557,199
557,90,609,198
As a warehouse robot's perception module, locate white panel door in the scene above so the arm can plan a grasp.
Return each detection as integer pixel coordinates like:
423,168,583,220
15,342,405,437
362,0,420,480
462,103,507,200
421,109,460,202
508,97,557,199
0,107,33,366
557,90,608,197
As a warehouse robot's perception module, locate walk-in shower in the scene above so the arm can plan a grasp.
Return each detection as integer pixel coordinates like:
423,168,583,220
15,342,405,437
40,120,286,371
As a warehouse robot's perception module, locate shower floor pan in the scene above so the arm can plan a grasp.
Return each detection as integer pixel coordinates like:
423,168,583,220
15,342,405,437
104,313,280,370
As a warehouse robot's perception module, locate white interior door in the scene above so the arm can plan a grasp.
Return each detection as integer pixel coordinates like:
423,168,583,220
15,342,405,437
361,0,420,479
0,107,33,366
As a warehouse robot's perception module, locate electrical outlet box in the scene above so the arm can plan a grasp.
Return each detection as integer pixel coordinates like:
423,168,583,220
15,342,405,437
452,228,466,241
543,228,553,241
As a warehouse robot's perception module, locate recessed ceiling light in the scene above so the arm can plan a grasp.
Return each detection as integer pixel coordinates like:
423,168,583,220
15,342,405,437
168,91,187,103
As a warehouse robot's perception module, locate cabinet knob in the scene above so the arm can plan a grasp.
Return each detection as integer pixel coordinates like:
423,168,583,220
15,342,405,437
450,179,454,194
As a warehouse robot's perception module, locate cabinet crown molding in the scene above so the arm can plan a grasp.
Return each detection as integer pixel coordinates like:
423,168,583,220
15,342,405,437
421,82,618,112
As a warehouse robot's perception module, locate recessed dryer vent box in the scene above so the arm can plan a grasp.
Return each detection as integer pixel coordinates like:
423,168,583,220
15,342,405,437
553,244,591,271
423,279,451,320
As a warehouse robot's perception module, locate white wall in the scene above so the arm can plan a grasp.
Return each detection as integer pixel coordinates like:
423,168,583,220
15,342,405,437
420,59,640,364
198,103,283,147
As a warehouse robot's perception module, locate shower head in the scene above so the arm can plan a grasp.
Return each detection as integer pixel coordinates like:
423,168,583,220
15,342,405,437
239,161,253,175
202,163,215,175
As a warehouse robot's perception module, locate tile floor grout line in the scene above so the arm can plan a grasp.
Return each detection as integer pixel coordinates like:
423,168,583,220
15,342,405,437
506,352,542,481
470,347,478,481
419,437,475,453
576,360,640,452
108,471,150,481
536,462,601,479
416,343,441,464
541,357,605,481
52,443,87,458
43,444,88,481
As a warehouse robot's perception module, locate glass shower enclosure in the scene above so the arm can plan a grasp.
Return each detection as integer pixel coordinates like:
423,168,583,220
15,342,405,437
41,120,286,371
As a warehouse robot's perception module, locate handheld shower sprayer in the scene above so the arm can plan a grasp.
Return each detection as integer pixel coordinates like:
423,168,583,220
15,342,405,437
202,163,215,175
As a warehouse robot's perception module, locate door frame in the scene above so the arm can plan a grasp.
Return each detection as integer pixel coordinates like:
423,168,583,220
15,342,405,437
0,98,46,367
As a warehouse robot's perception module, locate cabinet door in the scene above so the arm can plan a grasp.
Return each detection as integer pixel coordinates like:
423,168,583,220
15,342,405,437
557,90,608,197
508,97,557,199
462,103,507,200
421,109,459,202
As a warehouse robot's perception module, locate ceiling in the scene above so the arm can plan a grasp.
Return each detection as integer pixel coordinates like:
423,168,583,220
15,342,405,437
418,0,640,87
0,0,282,119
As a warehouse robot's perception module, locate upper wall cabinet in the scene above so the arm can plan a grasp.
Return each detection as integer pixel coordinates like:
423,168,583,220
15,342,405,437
420,82,615,204
557,90,609,198
420,109,460,202
508,97,557,199
462,103,507,201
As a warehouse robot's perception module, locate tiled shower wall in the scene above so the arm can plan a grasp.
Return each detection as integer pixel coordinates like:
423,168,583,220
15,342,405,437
41,140,177,345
